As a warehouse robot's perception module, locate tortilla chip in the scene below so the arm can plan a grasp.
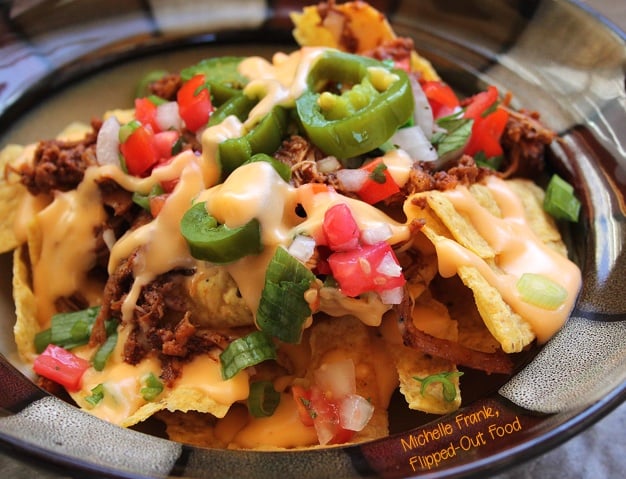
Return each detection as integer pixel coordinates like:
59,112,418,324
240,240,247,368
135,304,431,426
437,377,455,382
506,178,568,256
290,1,439,80
424,190,495,261
56,121,92,141
189,264,254,328
306,315,391,442
404,184,538,353
382,293,461,414
12,245,39,363
457,265,534,353
0,144,29,253
157,410,225,448
431,274,501,353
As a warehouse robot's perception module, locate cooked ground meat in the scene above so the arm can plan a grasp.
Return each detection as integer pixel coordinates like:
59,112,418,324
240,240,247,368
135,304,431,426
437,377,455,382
362,37,415,71
90,250,239,385
500,107,556,178
274,135,345,191
20,121,100,195
148,73,183,101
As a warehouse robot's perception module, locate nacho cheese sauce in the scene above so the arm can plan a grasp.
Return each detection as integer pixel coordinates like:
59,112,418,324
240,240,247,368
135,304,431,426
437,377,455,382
433,176,582,343
10,41,582,448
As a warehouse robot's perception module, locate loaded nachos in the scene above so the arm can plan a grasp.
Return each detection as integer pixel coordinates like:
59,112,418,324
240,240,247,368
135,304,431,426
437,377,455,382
0,1,582,449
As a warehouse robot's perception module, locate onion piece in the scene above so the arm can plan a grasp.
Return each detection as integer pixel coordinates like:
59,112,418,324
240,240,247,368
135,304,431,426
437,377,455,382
339,394,375,432
410,76,434,138
316,156,342,173
314,359,356,399
96,116,121,167
390,125,438,162
379,286,404,305
156,101,182,131
336,168,369,192
376,251,403,277
288,234,316,264
361,224,393,245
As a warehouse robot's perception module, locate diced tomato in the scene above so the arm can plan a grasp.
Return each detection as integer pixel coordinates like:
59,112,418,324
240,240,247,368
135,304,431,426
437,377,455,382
154,130,180,161
356,158,400,205
464,108,509,158
291,385,315,427
177,74,213,132
421,80,460,119
309,386,355,445
463,85,498,121
33,344,90,392
120,124,159,176
323,203,360,252
149,194,169,217
134,97,160,133
327,241,405,297
462,86,509,158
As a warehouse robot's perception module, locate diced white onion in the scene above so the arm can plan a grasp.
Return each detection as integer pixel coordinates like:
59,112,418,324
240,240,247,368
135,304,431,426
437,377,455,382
316,156,342,173
379,286,404,305
96,116,121,166
339,394,375,432
102,228,117,251
287,234,316,263
410,75,435,138
314,359,356,399
336,168,369,192
376,252,402,277
390,125,438,163
156,101,182,131
360,224,392,245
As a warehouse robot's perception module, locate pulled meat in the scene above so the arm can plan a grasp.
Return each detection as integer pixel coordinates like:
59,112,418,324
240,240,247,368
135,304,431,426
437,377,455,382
90,251,237,385
402,155,492,196
362,37,415,73
500,107,556,178
398,301,513,375
274,135,345,191
19,121,101,195
148,73,182,101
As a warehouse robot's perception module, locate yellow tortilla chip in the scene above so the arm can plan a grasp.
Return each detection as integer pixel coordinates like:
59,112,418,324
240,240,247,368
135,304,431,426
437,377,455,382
424,190,496,261
290,1,439,80
0,144,29,253
457,265,534,353
157,410,225,448
506,178,568,256
404,184,538,353
306,315,391,442
12,245,38,363
382,293,461,415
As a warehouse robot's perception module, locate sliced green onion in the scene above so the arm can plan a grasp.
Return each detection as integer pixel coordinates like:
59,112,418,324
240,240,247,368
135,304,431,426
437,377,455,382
132,184,165,211
34,329,52,354
34,306,101,353
85,383,105,407
516,273,568,310
543,174,581,222
140,372,164,401
247,380,281,417
220,331,277,380
92,331,118,371
414,371,463,402
256,247,315,344
118,120,141,143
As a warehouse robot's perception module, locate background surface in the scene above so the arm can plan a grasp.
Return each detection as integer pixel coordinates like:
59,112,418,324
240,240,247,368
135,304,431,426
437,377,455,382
1,1,625,478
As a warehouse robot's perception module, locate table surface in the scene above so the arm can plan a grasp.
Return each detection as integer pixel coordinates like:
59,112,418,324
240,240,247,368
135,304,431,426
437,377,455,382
1,1,625,478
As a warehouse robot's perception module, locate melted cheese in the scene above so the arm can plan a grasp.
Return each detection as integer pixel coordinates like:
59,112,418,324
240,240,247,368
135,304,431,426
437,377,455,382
434,176,581,343
30,167,107,326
